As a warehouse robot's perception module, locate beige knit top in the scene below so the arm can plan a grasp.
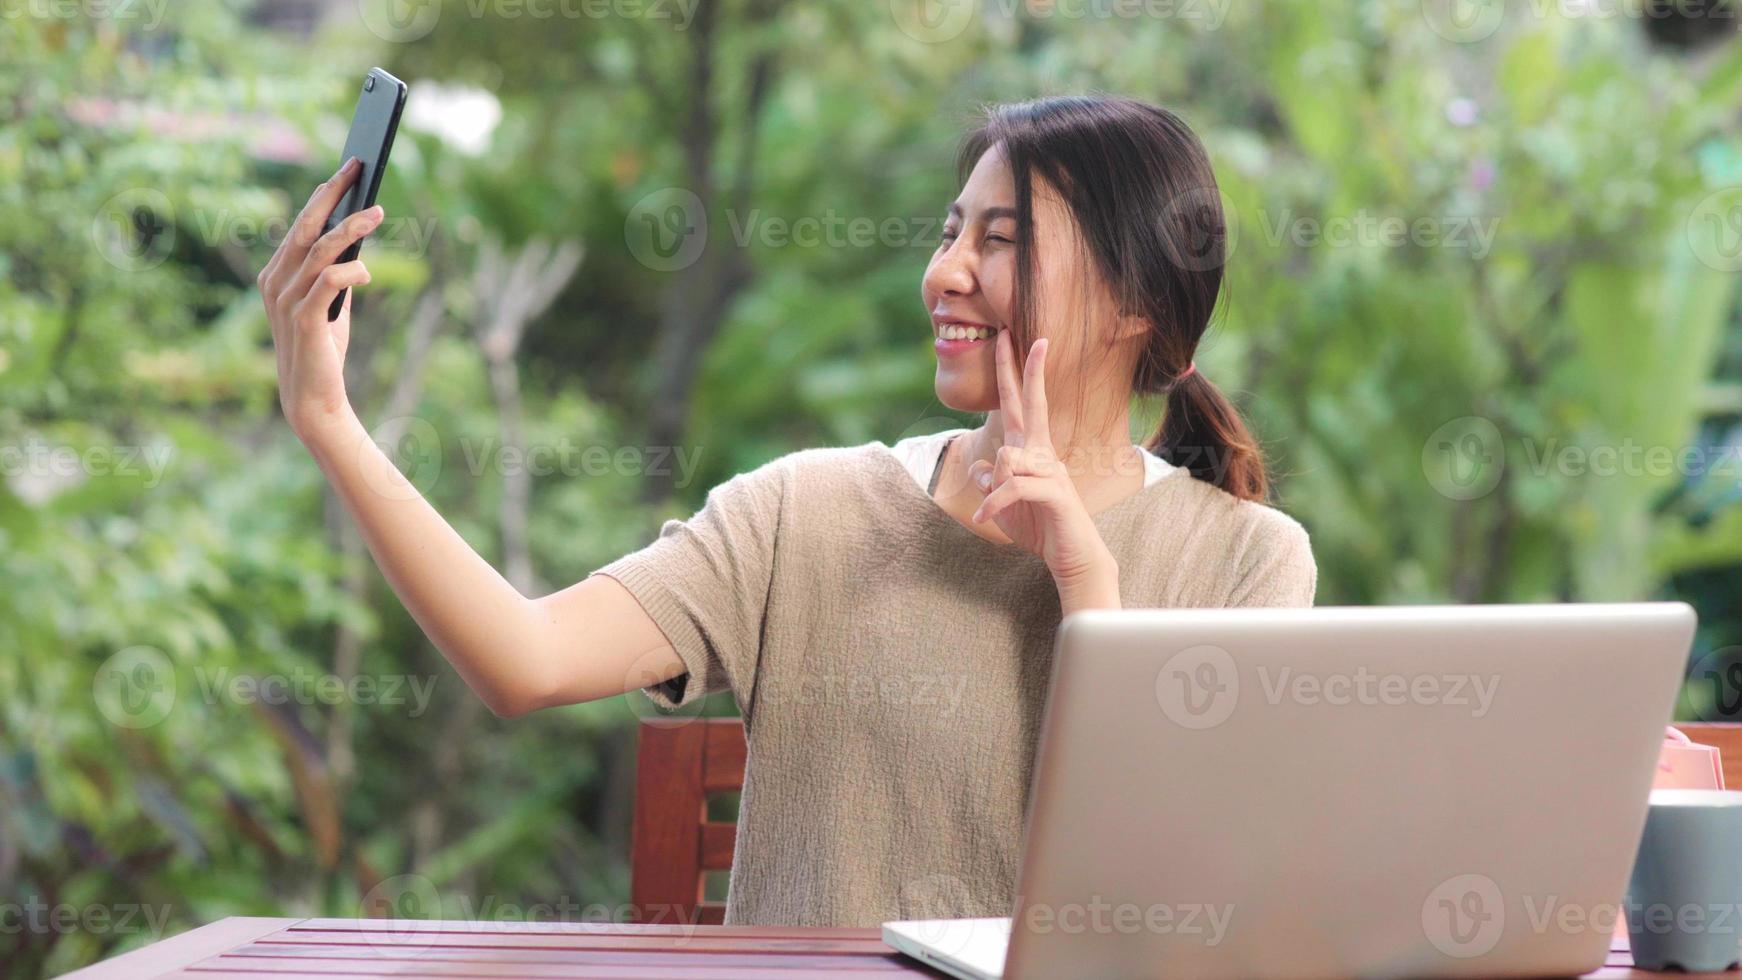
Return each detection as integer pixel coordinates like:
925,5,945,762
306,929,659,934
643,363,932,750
592,439,1317,927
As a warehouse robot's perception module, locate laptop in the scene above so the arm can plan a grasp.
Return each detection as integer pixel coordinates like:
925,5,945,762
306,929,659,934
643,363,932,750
883,603,1696,980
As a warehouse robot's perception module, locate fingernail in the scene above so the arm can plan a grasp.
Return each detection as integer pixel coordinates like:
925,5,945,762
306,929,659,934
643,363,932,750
976,471,991,490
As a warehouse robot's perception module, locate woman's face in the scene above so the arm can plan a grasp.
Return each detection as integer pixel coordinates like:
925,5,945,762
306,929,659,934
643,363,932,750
921,143,1122,417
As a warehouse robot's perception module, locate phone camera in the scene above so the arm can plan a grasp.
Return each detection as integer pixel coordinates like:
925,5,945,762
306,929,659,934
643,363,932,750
364,75,376,92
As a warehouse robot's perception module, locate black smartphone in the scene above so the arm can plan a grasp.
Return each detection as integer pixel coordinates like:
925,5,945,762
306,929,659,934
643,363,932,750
323,67,407,321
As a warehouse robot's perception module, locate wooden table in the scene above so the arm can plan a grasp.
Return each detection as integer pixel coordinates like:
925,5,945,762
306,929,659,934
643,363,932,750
54,916,1729,978
56,918,947,979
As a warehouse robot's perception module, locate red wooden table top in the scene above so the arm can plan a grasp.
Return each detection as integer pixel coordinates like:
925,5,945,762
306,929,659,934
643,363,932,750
54,916,1729,978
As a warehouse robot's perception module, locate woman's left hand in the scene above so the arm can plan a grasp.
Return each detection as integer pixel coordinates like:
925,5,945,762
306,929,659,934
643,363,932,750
970,330,1120,604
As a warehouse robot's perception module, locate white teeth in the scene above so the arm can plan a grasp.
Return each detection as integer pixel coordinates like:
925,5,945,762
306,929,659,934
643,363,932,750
940,325,993,341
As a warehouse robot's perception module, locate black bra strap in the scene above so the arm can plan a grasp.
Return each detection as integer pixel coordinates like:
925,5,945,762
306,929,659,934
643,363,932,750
926,434,956,496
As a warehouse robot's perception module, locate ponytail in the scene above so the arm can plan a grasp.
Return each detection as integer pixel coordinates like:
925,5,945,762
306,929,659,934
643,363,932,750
1147,372,1267,502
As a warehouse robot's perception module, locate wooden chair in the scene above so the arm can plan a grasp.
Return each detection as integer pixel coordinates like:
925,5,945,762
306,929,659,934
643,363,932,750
630,717,746,925
1675,721,1742,786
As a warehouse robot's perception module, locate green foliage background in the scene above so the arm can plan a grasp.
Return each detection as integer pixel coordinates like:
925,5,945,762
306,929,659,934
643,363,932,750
4,0,1742,975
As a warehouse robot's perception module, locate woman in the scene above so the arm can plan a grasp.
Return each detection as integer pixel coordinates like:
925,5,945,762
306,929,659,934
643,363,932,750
256,94,1316,928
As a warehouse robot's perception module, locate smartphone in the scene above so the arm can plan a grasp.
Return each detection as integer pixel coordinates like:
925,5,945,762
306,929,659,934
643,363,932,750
323,67,408,320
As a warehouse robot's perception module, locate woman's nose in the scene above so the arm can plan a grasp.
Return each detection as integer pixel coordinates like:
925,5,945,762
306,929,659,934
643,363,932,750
924,238,975,297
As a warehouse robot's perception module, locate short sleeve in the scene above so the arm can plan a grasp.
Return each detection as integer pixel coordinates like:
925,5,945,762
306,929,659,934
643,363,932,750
591,457,787,712
1226,511,1318,608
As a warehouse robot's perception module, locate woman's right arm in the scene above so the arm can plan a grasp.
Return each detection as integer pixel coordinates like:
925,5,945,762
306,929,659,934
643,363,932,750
258,160,684,718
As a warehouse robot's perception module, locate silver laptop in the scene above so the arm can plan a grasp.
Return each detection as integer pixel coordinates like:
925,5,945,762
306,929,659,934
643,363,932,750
884,603,1695,980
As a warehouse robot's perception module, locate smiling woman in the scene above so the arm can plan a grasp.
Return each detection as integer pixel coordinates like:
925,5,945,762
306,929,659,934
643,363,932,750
256,92,1315,928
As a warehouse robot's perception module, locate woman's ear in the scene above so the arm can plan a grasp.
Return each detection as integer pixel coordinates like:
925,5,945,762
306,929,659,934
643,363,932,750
1110,310,1150,344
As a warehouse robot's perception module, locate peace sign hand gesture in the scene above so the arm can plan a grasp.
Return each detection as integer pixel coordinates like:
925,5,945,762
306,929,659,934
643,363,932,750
968,330,1122,610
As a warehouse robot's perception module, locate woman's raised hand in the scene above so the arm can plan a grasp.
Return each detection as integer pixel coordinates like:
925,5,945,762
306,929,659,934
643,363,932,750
968,329,1119,591
245,159,695,720
256,157,383,442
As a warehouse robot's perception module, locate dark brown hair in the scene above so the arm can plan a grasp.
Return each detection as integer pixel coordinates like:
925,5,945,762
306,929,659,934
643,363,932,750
957,94,1268,501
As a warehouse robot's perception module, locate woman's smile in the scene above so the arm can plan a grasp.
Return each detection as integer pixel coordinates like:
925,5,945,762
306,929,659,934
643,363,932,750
933,315,998,356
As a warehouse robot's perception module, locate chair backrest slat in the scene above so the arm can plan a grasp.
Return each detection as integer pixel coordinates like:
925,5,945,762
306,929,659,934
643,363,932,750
631,718,746,925
700,822,737,870
703,721,747,794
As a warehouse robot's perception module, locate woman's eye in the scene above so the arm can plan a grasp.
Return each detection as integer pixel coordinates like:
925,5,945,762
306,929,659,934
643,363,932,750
986,234,1013,244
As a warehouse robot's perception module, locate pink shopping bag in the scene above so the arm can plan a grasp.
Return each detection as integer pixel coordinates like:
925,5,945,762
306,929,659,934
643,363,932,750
1654,725,1726,790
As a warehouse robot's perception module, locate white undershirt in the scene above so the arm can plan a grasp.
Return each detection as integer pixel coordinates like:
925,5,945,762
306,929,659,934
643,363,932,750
887,427,1177,492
